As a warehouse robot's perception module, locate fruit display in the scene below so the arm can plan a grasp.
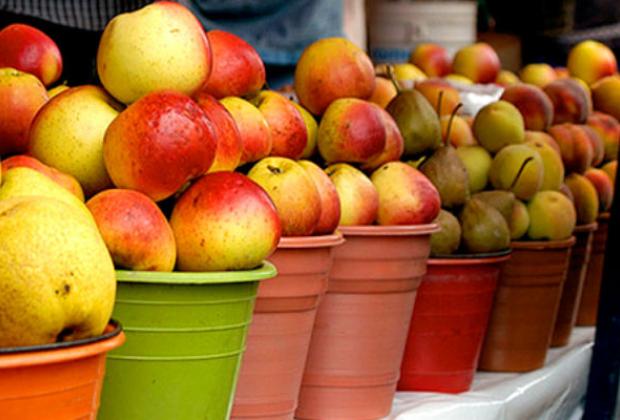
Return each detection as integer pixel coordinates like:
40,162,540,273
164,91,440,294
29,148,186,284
0,1,619,417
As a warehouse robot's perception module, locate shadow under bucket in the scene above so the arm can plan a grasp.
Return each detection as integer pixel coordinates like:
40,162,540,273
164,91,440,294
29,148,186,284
479,237,575,372
0,321,124,420
398,251,511,393
98,264,276,420
231,233,345,420
296,224,438,420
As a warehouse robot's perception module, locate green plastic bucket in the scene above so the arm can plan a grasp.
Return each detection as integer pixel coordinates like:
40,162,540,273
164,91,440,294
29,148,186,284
98,263,277,420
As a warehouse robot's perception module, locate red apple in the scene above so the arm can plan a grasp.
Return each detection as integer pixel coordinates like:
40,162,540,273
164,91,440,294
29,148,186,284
318,98,386,164
87,189,176,271
409,43,452,77
0,24,63,86
0,68,48,155
170,172,281,271
248,157,321,236
299,160,341,235
220,96,272,165
194,91,243,172
1,155,84,200
371,161,441,225
251,91,307,159
325,163,379,226
361,107,405,171
452,43,500,84
581,125,605,167
548,124,594,174
103,90,217,201
585,168,614,211
202,30,266,99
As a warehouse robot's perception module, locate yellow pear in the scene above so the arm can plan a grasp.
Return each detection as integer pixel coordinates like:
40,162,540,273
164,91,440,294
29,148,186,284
0,196,115,347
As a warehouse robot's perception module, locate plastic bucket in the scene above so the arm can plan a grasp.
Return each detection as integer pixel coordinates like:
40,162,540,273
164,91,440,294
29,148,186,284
98,264,276,420
296,224,438,420
577,213,610,326
231,234,345,420
552,223,597,346
0,321,124,420
398,251,511,393
479,237,575,372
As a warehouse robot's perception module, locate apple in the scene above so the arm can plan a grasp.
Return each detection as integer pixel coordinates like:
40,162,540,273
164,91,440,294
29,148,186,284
29,85,120,196
456,146,493,193
0,68,48,155
585,168,614,211
489,144,544,200
415,78,460,116
0,24,62,86
547,124,594,174
299,160,341,235
325,163,378,225
250,91,307,159
103,90,217,201
97,1,211,104
527,191,576,240
1,155,84,200
47,84,69,98
171,172,281,271
194,92,243,172
220,96,272,165
587,112,620,162
294,37,375,115
525,137,564,191
87,189,176,271
565,173,600,224
581,125,605,167
495,70,520,86
318,98,386,164
519,63,557,87
591,76,620,121
451,43,500,84
500,83,554,131
361,107,405,171
368,76,398,109
409,43,452,77
371,161,441,225
525,130,561,155
248,157,321,236
510,199,530,240
567,40,617,85
602,160,617,185
294,102,319,158
442,114,477,147
392,63,427,88
202,29,266,98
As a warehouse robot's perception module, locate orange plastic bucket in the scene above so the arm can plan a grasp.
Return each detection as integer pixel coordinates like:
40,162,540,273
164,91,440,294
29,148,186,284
0,321,125,420
296,224,438,420
552,223,597,347
231,233,345,420
479,237,575,372
399,251,511,393
577,213,610,326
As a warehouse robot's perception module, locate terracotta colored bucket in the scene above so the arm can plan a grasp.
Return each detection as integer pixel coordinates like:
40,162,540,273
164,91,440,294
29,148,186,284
479,237,575,372
0,321,124,420
551,223,597,347
231,233,344,420
98,264,276,420
296,224,438,420
398,251,511,393
577,213,610,326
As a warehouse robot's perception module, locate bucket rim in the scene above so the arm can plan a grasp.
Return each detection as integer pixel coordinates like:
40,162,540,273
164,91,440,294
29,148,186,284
429,249,512,265
338,223,439,236
116,261,277,285
574,222,598,233
277,232,345,249
511,236,576,250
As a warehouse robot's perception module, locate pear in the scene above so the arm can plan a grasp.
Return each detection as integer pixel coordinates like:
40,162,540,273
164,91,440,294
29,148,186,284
430,209,462,256
0,196,115,346
471,191,515,224
420,102,470,208
386,69,441,158
460,198,511,253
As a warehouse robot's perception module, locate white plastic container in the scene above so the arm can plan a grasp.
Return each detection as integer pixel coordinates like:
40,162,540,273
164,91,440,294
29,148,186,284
368,0,477,63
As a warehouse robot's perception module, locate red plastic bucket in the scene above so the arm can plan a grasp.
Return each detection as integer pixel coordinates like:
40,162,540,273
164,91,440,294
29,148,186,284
0,321,124,420
398,251,511,393
296,224,438,420
231,234,344,420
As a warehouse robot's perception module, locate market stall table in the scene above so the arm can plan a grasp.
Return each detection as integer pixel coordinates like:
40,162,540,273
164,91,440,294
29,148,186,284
389,327,595,420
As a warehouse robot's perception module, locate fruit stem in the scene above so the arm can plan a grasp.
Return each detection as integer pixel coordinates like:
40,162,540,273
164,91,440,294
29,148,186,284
386,65,402,93
436,91,444,119
509,156,534,190
444,103,463,147
267,165,283,174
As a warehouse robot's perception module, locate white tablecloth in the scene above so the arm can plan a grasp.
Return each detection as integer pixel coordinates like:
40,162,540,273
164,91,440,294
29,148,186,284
389,327,595,420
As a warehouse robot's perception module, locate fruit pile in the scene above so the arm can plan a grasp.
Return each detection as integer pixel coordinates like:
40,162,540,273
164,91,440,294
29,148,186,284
0,0,618,355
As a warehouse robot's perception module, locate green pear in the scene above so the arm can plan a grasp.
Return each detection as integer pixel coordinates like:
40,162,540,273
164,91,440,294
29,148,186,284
471,191,515,224
456,146,492,193
460,198,511,253
0,196,115,346
489,144,544,200
430,209,462,256
510,199,530,240
420,146,470,208
527,191,576,240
